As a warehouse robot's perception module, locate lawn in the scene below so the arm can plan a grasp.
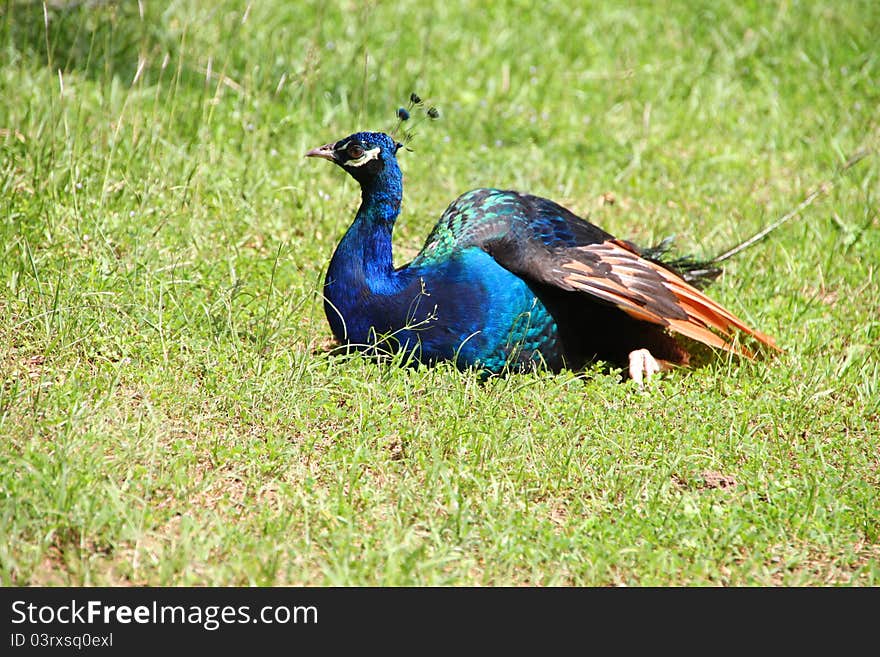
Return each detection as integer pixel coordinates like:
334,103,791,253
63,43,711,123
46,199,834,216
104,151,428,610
1,0,878,585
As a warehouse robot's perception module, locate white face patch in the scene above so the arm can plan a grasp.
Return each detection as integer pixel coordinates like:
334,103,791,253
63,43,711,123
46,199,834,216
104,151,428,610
344,146,381,168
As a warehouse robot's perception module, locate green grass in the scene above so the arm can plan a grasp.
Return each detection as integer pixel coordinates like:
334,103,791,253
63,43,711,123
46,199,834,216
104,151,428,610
1,0,878,585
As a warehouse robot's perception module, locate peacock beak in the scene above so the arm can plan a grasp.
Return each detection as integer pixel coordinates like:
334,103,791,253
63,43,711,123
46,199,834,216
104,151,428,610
305,143,336,161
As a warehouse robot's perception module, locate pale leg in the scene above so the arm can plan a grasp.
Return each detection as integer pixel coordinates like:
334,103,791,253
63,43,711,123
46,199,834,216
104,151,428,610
628,348,661,387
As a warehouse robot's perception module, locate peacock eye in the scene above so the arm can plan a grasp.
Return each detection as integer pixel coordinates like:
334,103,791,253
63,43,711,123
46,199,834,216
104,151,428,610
347,143,365,159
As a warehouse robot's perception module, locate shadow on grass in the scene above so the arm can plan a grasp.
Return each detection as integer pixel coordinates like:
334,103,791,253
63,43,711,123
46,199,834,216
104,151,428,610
310,333,773,384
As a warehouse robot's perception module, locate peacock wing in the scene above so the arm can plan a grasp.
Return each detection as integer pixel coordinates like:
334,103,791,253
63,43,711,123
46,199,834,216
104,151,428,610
490,234,779,357
416,189,778,357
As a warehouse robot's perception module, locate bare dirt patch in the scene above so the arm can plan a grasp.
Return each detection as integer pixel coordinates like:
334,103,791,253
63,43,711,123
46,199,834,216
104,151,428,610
699,470,737,490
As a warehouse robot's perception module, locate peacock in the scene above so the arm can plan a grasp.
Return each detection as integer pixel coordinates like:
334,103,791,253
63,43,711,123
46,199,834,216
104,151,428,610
307,130,779,384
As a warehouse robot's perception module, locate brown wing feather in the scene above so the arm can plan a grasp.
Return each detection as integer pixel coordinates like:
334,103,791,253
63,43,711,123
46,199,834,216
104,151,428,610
652,265,779,348
554,240,779,359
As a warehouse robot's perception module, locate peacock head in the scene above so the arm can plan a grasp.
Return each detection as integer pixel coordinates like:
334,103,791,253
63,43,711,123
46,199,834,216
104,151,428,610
306,131,403,186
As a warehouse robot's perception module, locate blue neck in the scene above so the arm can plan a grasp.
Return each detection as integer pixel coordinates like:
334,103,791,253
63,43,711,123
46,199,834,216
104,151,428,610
353,163,403,277
324,158,408,341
